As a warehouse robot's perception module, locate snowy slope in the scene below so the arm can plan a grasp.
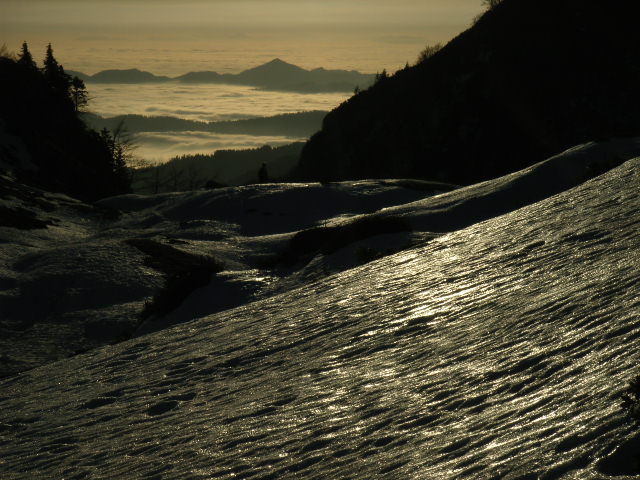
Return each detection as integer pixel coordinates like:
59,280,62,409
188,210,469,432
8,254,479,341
0,150,639,477
0,176,445,377
0,178,163,376
1,139,638,378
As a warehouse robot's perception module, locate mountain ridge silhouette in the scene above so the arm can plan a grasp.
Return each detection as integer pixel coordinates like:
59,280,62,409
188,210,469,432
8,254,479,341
67,59,374,93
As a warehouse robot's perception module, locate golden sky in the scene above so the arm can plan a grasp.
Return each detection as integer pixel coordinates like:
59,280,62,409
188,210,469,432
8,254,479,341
2,0,483,75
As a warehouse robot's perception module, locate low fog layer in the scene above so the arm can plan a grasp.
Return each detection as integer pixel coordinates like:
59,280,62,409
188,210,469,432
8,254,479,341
85,83,347,163
87,83,348,123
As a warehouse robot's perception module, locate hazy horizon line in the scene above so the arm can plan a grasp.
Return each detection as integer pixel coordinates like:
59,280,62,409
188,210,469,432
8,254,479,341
65,57,377,77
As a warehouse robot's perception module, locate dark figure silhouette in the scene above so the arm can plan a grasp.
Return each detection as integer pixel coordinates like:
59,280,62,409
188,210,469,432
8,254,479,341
258,162,269,183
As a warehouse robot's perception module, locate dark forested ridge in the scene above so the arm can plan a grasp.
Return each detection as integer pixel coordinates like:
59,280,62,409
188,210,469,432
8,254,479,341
296,0,640,184
0,45,131,201
83,110,327,138
134,142,305,193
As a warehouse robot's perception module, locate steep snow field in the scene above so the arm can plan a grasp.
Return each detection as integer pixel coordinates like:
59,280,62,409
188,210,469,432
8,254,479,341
1,140,639,478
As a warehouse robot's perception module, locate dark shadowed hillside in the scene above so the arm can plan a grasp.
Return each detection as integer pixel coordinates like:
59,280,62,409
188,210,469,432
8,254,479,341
296,0,640,184
0,49,131,201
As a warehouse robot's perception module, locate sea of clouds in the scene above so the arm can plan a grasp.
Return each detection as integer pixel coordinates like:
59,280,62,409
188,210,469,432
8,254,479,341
87,83,350,163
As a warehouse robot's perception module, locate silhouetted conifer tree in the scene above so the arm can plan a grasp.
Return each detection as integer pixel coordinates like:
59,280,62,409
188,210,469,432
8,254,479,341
70,76,88,112
258,162,269,183
99,121,135,192
375,69,388,84
43,43,70,97
17,41,37,69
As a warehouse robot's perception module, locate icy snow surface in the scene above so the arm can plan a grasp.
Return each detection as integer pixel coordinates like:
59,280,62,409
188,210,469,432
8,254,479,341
0,148,639,478
0,175,443,376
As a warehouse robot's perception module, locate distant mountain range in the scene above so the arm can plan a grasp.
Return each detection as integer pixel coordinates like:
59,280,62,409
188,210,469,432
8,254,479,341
67,59,374,93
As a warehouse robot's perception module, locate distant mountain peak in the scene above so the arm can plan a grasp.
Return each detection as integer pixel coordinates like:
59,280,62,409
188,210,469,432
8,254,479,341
242,58,306,73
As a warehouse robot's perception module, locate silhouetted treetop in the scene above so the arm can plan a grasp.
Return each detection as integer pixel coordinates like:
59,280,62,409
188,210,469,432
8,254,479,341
416,44,442,65
43,43,71,96
17,41,36,69
483,0,504,9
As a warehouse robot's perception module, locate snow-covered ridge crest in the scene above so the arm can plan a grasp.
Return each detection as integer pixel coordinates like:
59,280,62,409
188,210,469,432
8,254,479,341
0,140,639,477
375,137,640,231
